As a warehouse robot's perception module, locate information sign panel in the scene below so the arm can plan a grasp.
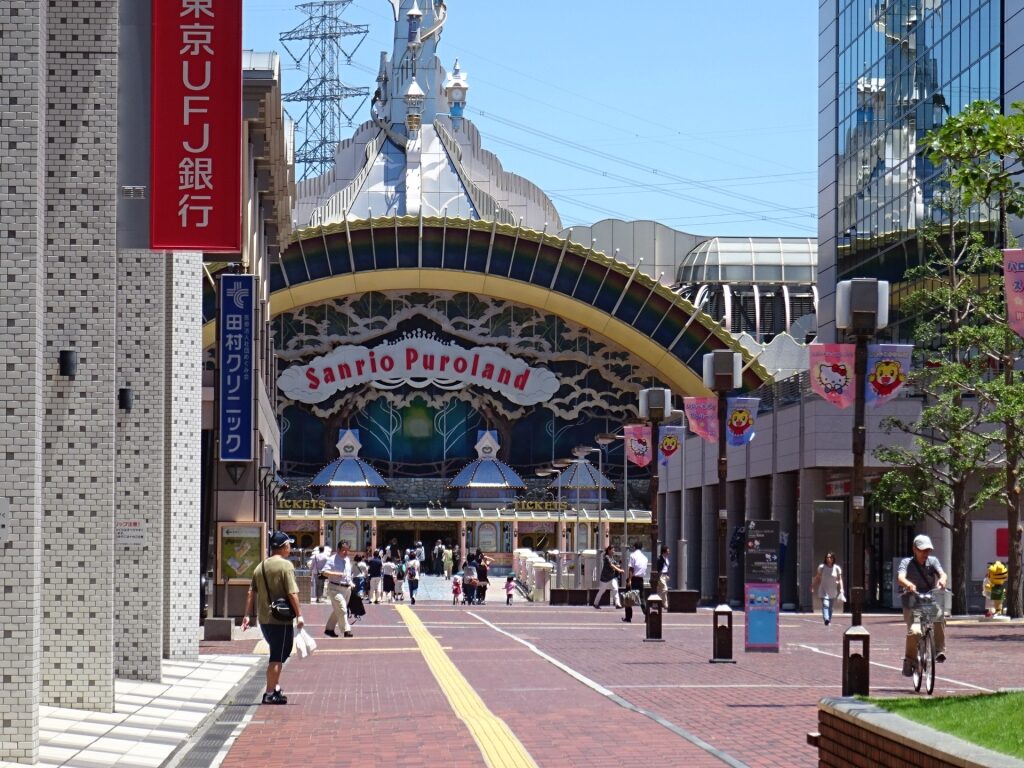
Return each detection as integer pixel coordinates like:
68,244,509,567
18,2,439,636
218,274,255,461
745,583,780,651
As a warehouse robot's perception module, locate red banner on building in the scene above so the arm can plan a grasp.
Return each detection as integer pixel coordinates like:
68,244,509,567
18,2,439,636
151,0,242,251
1004,249,1024,339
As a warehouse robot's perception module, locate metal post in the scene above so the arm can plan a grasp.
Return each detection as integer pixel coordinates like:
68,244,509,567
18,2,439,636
597,449,604,554
851,334,867,627
623,442,628,556
649,413,661,556
711,386,735,663
717,388,728,605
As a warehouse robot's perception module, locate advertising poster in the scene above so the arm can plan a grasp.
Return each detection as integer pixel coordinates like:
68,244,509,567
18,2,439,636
744,519,780,583
745,583,780,652
217,522,265,584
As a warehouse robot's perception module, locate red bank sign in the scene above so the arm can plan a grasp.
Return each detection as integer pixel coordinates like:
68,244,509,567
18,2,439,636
150,0,242,251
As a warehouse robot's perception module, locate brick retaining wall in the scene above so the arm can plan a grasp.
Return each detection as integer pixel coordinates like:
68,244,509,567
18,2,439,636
814,697,1024,768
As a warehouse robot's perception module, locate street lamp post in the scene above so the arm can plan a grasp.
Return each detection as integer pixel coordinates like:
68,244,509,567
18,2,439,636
836,278,889,696
704,350,741,664
536,466,564,587
575,446,604,604
639,388,672,557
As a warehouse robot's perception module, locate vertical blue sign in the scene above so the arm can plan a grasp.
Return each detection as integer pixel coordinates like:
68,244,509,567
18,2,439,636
218,274,255,462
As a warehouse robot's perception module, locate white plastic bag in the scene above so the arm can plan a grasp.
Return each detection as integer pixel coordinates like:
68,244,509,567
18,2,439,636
294,628,309,658
298,627,316,656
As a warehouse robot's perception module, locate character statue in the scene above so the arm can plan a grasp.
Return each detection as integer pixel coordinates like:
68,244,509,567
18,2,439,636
984,560,1008,618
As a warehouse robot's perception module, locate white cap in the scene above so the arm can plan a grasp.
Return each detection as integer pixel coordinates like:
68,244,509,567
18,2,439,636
913,534,934,551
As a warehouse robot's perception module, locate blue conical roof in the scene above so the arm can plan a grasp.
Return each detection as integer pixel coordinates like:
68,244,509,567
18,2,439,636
448,459,525,489
549,459,613,491
311,429,389,489
311,459,388,488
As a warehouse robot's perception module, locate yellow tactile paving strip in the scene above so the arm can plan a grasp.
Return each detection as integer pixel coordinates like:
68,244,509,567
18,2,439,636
396,604,538,768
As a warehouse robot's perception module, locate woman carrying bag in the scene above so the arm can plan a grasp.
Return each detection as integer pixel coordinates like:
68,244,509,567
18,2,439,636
811,552,844,626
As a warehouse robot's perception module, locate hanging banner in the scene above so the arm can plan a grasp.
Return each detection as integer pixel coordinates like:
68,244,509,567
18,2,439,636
624,425,653,467
683,397,718,444
1004,249,1024,339
218,274,255,461
658,426,685,466
151,0,243,251
809,344,856,409
726,397,759,446
865,344,913,407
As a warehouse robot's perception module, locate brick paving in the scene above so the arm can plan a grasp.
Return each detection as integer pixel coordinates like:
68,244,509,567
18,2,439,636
210,577,1024,768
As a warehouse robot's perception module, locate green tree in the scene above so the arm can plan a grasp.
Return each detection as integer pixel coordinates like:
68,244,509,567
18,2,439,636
919,100,1024,617
874,228,1003,616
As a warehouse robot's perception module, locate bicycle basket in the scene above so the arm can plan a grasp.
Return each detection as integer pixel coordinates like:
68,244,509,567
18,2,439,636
915,601,942,622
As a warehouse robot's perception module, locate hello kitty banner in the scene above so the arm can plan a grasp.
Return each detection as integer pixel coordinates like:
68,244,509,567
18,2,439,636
725,397,760,447
624,425,653,468
683,397,718,444
809,344,856,409
865,344,913,407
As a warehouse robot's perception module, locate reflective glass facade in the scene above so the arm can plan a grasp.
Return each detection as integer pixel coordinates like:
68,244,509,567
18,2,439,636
835,0,1001,285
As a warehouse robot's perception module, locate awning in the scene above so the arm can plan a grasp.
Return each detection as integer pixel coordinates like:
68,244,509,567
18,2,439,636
273,506,653,523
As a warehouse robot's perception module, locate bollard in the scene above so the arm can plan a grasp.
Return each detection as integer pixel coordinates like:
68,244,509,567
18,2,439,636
710,604,736,663
644,595,664,642
842,625,870,696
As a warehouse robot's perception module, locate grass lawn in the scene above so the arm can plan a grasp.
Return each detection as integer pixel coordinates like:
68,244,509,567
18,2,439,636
870,692,1024,760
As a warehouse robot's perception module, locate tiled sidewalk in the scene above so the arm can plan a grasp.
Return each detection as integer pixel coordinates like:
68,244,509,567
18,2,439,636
0,655,260,768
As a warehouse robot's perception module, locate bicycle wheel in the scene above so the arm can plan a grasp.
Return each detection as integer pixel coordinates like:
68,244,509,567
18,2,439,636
912,633,924,692
923,629,936,695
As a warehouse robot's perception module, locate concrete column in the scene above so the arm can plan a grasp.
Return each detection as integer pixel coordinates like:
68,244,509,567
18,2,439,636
163,252,202,660
0,2,47,758
701,487,718,603
773,472,799,609
41,0,119,712
115,251,166,681
683,487,702,591
799,468,829,613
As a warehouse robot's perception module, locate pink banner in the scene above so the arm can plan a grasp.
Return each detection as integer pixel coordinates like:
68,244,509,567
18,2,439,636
725,397,759,446
809,344,855,409
1004,249,1024,339
658,426,685,466
866,344,913,407
683,397,718,444
624,425,653,467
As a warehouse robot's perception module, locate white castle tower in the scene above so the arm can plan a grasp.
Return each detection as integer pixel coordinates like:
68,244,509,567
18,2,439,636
295,0,561,230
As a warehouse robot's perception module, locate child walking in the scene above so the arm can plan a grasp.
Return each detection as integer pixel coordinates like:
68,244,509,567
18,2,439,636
505,575,515,606
452,576,462,605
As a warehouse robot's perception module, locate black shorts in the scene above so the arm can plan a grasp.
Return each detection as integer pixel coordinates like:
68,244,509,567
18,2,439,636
260,623,294,664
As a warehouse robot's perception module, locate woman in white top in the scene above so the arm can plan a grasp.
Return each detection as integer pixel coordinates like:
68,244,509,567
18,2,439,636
811,552,844,626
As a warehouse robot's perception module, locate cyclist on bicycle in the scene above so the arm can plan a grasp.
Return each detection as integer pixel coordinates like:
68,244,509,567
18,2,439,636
897,534,948,677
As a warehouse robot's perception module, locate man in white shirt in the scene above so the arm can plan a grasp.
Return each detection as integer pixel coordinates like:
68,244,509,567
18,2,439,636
322,541,354,638
307,545,330,603
623,543,649,623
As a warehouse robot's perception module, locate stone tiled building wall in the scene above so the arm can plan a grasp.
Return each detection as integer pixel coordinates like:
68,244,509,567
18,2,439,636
0,1,47,761
115,251,165,681
40,1,118,710
164,252,201,660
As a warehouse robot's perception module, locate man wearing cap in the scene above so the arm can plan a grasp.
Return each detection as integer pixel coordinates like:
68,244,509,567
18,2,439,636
242,531,304,705
322,540,354,638
897,534,948,676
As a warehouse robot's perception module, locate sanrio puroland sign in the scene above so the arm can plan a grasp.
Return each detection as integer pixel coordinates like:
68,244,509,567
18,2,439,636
278,335,560,406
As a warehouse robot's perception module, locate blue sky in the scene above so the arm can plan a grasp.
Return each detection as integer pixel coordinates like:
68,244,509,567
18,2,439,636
243,1,818,237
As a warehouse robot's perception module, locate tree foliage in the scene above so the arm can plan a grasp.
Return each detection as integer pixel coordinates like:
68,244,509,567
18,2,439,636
874,100,1024,617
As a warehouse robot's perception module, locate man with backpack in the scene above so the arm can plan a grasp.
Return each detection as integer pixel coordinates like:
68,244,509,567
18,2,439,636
406,553,421,605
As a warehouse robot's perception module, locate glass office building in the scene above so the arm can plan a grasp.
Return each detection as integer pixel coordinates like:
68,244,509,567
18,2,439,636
818,0,1024,338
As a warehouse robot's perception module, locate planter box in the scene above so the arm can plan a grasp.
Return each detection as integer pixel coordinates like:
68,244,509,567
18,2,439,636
549,588,592,606
813,697,1024,768
666,589,699,612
